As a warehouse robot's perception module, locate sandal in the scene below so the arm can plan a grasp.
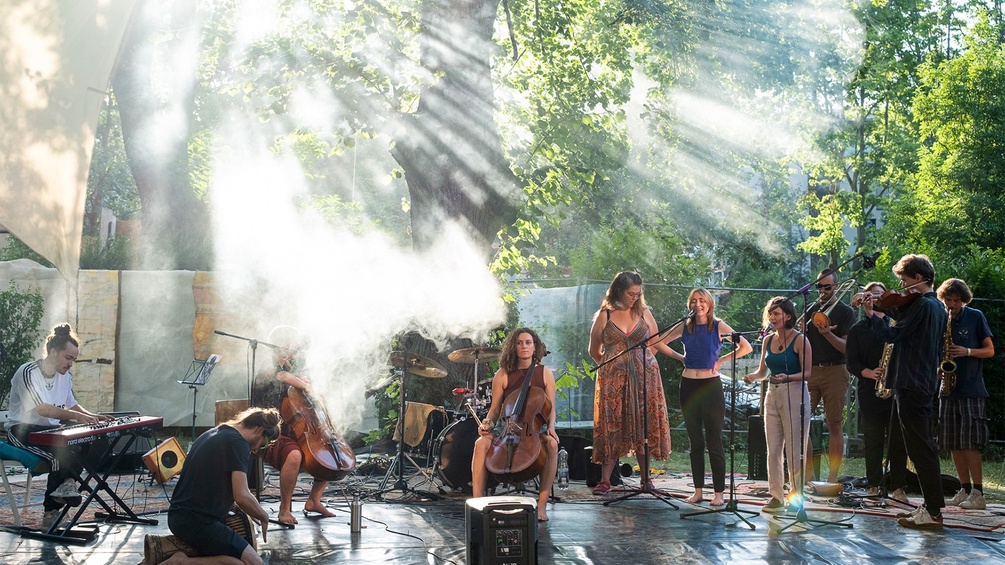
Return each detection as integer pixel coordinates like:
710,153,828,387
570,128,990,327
591,480,612,495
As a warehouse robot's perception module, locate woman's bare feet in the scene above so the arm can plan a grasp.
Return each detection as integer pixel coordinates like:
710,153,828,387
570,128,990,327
538,510,549,522
684,491,703,504
304,500,336,517
710,492,725,506
278,510,299,525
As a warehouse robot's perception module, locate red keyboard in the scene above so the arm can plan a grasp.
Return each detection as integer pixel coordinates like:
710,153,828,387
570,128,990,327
29,415,163,447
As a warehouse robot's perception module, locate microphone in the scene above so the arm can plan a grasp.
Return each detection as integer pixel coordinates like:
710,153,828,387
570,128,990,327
687,309,696,322
758,324,774,339
861,251,881,270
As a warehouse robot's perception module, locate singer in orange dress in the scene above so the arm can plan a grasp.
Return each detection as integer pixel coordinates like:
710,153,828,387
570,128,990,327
588,271,673,495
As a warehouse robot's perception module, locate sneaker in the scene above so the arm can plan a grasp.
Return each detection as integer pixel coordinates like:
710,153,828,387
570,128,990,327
41,509,61,531
762,498,784,513
591,480,611,495
51,480,81,506
896,505,923,518
960,489,986,510
890,488,909,504
897,506,943,530
947,488,969,506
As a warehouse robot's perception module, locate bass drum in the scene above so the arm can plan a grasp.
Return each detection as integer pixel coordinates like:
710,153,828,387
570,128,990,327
433,418,496,491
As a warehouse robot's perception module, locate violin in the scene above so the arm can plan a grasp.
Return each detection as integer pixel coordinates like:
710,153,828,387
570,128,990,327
873,280,927,312
280,385,356,482
484,366,552,484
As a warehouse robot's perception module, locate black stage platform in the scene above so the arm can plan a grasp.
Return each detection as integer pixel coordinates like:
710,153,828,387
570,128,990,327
3,468,1005,564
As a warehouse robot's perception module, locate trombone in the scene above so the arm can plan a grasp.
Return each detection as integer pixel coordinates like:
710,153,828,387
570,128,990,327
801,278,859,330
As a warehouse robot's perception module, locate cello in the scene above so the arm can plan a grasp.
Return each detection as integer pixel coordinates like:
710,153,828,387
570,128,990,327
484,363,552,484
280,385,357,482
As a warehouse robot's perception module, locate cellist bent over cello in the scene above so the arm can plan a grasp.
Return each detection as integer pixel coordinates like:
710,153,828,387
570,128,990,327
470,327,560,522
252,327,356,526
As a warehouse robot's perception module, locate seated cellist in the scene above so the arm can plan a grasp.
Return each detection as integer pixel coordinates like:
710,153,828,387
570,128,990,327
251,326,335,526
471,327,560,521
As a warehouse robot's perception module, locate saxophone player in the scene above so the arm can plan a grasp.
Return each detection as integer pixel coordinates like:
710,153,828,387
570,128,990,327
937,278,995,510
862,254,947,530
846,282,906,500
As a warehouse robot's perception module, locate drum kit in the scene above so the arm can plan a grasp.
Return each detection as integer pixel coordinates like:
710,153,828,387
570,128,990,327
378,345,501,493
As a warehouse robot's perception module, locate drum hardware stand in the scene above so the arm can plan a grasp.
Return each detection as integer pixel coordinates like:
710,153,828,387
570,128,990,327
680,331,759,529
374,344,442,501
775,281,854,533
594,312,691,510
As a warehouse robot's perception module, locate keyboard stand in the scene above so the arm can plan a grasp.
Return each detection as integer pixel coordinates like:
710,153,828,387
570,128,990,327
22,430,159,545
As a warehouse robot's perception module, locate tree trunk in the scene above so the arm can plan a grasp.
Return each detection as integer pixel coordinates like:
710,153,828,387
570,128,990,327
390,0,519,253
110,0,209,269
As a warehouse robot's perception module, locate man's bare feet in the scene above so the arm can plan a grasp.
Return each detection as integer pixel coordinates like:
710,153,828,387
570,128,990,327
684,492,703,504
278,510,299,525
537,511,549,522
304,500,336,517
710,493,725,506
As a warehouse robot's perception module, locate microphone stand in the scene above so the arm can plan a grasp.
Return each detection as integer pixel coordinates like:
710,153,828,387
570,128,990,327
680,330,761,529
774,290,852,533
213,330,281,505
593,312,691,510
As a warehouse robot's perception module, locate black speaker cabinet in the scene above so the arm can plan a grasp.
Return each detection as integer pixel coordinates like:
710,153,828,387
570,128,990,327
142,437,186,483
747,415,767,481
466,496,537,565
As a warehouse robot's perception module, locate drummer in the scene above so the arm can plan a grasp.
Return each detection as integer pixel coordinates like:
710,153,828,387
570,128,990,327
470,327,559,521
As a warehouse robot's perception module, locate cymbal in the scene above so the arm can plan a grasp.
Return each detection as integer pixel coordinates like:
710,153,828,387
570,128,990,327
388,352,448,378
447,347,501,364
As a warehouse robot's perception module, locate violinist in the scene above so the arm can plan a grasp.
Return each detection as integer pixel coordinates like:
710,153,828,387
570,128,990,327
470,327,559,522
251,326,336,526
861,254,947,530
936,278,995,511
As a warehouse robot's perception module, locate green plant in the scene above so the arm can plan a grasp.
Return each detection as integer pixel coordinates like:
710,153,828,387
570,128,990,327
0,281,46,409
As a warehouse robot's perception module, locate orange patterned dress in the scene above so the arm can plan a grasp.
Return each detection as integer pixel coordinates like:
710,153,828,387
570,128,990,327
592,312,672,463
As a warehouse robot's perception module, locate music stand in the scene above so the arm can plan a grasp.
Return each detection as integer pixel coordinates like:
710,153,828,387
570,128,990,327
680,331,759,529
178,354,221,442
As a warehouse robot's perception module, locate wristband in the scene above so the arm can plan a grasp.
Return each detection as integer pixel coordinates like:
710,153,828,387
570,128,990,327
967,348,971,356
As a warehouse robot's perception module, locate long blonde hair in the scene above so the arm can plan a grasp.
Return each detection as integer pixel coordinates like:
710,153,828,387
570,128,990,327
684,288,717,334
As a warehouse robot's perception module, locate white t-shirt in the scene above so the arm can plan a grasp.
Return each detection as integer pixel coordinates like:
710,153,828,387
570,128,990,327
8,360,77,427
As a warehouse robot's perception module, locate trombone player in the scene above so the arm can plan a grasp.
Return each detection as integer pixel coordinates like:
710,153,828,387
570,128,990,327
800,268,856,483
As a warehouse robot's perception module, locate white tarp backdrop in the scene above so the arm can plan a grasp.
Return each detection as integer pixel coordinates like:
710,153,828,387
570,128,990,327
0,0,137,281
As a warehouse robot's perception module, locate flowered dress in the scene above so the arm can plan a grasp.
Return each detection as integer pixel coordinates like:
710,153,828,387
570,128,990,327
592,311,672,463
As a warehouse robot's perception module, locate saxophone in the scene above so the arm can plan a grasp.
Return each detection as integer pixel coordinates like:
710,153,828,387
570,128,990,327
938,308,957,397
875,341,894,399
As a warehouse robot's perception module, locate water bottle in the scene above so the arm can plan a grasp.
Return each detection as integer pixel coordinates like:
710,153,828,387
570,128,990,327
557,446,569,490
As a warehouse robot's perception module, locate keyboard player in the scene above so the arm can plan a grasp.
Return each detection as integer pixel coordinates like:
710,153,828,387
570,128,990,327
7,323,112,531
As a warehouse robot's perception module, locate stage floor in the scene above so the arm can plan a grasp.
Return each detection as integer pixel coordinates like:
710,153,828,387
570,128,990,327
2,468,1005,565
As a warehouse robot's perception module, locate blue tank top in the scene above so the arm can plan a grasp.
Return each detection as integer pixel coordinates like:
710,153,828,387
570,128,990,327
765,334,801,375
680,320,722,370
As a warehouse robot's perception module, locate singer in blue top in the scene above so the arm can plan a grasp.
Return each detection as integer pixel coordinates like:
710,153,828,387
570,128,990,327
744,297,812,513
662,288,752,506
